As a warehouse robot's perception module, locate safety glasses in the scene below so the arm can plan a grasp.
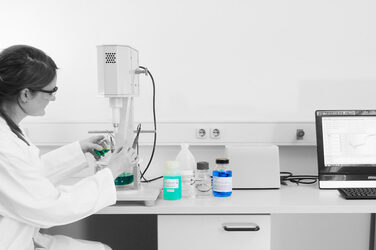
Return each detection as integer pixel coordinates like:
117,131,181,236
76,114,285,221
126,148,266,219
30,86,58,96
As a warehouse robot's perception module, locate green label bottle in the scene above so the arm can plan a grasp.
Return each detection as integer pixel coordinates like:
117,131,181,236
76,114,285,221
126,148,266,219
163,161,182,200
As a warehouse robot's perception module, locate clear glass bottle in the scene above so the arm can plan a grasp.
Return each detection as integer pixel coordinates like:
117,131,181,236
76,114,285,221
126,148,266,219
212,158,232,197
195,161,211,197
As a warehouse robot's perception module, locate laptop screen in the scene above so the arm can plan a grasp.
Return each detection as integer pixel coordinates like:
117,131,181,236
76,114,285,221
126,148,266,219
316,110,376,188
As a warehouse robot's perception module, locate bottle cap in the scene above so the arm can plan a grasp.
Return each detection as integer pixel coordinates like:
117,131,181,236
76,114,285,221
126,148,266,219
197,161,209,170
216,158,229,164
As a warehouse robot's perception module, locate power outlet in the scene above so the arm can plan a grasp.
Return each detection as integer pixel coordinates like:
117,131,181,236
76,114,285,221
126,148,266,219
210,128,221,139
196,128,208,139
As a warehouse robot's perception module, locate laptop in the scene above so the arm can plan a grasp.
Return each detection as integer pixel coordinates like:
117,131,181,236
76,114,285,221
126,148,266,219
316,110,376,189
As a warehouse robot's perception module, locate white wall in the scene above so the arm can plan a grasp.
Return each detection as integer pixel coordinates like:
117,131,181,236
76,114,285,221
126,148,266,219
1,0,376,124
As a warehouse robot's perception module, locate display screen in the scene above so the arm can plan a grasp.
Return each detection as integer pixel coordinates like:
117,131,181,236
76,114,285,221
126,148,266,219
322,116,376,166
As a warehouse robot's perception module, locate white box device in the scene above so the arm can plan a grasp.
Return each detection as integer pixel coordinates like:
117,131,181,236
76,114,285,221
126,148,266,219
97,45,140,97
225,145,281,189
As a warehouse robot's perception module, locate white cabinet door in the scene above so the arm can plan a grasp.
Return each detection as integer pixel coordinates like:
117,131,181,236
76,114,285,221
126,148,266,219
158,214,271,250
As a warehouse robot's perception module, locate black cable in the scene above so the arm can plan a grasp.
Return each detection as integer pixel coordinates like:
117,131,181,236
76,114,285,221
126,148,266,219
144,175,163,182
137,66,161,183
280,171,318,185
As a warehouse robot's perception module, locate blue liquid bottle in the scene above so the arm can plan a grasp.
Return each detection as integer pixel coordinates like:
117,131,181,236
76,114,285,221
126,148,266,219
212,158,232,197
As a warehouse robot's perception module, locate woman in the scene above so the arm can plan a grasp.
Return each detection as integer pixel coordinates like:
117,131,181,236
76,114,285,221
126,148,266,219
0,45,136,250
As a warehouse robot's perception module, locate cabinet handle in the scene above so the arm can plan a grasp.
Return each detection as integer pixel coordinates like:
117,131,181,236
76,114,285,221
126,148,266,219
223,223,260,232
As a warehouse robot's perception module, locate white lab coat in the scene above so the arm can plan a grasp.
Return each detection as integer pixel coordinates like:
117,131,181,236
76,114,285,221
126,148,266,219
0,117,117,250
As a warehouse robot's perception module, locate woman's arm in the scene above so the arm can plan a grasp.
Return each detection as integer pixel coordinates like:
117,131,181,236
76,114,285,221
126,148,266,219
40,142,90,184
40,135,106,184
0,144,116,228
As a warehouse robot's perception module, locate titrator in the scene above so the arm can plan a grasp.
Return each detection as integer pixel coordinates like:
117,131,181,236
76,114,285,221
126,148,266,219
96,45,159,204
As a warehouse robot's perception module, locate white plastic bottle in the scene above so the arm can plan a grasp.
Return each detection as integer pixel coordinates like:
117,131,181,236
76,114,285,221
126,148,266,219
175,144,196,198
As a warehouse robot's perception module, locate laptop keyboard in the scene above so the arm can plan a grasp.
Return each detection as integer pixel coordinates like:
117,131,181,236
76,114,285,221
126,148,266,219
338,188,376,199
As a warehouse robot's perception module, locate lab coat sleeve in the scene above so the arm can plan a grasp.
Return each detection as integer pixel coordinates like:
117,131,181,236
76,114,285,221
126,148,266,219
40,142,89,184
0,143,117,228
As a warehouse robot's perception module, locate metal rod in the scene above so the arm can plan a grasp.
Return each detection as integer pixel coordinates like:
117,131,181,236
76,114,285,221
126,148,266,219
88,130,156,134
88,130,114,134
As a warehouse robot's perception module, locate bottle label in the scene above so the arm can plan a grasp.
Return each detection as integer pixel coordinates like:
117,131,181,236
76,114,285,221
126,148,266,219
164,178,179,189
213,177,232,192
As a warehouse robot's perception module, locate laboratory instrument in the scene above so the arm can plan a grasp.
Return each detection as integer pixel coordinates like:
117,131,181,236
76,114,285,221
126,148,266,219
225,145,280,189
212,158,232,197
132,123,141,149
97,45,140,190
97,45,159,205
113,123,141,187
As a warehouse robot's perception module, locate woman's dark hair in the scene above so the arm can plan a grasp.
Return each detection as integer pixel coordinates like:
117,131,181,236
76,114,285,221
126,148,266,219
0,45,58,145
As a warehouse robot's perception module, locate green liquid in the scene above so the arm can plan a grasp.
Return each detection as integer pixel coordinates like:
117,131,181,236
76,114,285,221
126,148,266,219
94,148,110,156
115,173,134,185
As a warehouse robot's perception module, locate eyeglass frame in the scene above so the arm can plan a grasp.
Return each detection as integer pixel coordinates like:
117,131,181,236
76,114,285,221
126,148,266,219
29,86,58,95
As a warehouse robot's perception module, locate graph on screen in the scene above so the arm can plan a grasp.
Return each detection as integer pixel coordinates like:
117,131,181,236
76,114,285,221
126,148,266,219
322,117,376,166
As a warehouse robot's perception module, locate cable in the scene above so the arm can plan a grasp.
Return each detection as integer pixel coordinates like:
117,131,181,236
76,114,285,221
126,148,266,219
144,175,163,182
280,171,318,185
137,66,161,183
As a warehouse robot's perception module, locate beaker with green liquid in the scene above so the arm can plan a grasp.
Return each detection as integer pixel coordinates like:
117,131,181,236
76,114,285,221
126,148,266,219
115,172,134,185
114,162,140,190
95,148,140,190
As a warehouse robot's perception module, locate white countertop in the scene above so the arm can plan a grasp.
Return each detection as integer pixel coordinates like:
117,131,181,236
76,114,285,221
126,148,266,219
97,184,376,214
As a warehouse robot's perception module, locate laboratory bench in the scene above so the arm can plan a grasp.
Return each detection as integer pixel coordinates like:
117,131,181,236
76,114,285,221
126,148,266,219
99,184,376,215
93,184,376,250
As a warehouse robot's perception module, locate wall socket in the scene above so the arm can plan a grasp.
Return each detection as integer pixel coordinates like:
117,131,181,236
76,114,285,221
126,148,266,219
210,128,221,139
196,128,208,139
196,128,222,139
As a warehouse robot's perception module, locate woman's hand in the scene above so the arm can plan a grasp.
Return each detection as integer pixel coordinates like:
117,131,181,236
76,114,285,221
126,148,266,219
79,135,107,160
108,147,138,180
